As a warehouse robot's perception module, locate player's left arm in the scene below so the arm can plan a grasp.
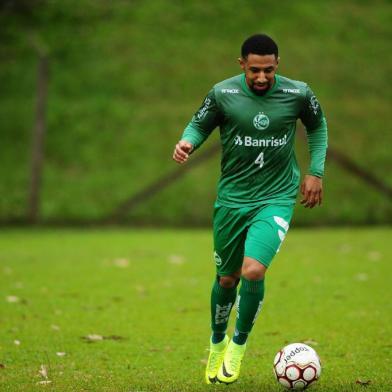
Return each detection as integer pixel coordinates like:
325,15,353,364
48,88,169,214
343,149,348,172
299,85,328,208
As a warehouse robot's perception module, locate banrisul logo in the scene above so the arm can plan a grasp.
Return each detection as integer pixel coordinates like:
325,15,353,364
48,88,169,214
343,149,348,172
234,134,287,147
234,136,243,145
253,112,270,130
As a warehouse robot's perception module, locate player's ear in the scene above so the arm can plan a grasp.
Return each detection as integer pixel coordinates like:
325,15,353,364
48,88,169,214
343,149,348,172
275,56,280,68
238,57,246,70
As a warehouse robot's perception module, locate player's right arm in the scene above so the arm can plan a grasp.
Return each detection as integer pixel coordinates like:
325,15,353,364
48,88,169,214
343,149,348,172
172,140,194,164
172,88,222,164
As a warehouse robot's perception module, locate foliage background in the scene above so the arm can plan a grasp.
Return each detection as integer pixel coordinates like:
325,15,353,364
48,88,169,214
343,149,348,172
0,0,391,226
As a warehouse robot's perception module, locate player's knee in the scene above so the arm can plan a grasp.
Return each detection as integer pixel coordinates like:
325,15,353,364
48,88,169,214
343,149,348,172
242,262,266,281
218,275,239,288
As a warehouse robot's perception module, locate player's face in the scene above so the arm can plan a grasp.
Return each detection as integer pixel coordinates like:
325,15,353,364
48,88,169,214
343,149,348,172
239,54,279,96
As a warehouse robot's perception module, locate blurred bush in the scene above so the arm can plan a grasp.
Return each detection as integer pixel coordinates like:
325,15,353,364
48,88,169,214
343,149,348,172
0,0,391,225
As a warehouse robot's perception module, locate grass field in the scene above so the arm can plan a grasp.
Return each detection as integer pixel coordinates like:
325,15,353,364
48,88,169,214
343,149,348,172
0,228,391,391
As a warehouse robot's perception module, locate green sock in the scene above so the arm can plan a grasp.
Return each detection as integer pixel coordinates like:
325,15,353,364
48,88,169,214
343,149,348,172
233,277,265,345
210,277,237,343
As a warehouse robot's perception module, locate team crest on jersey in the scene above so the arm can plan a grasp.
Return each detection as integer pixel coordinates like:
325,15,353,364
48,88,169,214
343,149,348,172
253,112,270,130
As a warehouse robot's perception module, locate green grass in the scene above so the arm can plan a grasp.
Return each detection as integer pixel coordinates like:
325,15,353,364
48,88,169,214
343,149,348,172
0,228,391,391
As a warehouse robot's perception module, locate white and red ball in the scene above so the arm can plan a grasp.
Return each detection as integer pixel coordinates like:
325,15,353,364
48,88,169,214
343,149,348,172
273,343,321,390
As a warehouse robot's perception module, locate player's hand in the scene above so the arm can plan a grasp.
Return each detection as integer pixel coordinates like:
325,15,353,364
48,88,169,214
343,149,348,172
300,175,323,208
172,140,194,164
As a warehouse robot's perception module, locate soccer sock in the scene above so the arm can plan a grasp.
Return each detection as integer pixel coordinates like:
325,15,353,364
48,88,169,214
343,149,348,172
210,277,237,344
233,277,265,345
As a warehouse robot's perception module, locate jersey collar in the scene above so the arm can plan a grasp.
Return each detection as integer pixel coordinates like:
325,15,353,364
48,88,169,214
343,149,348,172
241,74,280,98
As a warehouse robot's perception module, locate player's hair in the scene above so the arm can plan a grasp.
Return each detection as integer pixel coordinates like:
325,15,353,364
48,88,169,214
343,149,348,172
241,34,278,59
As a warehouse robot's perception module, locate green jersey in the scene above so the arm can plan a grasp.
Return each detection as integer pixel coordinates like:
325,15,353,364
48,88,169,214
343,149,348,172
181,73,328,207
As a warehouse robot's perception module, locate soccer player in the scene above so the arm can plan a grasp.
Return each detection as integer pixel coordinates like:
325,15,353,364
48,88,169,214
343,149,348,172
172,34,328,384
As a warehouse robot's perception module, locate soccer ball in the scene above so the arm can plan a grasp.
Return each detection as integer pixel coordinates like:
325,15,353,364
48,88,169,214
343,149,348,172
273,343,321,390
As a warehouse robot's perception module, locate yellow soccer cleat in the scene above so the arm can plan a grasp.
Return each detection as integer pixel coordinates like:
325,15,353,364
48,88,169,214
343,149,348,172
205,335,229,384
216,340,247,384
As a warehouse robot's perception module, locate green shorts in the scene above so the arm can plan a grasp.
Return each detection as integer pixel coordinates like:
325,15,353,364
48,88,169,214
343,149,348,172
213,202,295,276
